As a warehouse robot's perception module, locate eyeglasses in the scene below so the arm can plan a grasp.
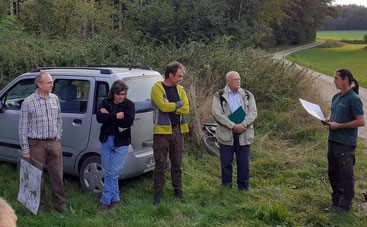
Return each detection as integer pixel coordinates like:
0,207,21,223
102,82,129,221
42,81,54,85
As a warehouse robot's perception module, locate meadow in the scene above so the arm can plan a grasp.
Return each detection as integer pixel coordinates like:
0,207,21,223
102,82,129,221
2,134,367,226
317,30,367,40
287,43,367,87
1,37,367,226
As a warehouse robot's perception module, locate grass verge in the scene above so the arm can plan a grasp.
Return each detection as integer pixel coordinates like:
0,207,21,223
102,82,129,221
1,133,367,226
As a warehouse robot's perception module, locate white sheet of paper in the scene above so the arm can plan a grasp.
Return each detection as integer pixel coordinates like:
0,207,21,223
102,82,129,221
17,159,43,215
299,98,325,121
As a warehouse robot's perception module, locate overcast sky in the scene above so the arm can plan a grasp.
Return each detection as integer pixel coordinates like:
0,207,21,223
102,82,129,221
333,0,367,6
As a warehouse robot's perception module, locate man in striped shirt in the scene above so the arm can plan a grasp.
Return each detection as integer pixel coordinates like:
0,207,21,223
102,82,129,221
19,72,66,213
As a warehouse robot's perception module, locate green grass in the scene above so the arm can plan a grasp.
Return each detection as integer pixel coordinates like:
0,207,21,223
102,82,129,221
317,30,367,41
287,43,367,87
2,132,367,226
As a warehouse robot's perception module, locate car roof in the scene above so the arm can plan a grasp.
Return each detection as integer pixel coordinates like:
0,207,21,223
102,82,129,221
22,66,162,80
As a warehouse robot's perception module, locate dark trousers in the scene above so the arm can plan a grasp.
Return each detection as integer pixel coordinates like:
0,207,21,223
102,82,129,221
219,133,251,189
29,138,66,210
327,140,356,209
153,126,183,192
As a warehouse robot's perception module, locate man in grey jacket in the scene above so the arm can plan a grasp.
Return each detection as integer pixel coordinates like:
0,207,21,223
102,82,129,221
212,71,257,191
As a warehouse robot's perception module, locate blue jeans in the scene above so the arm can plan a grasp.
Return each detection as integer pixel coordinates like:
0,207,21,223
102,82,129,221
219,133,251,190
100,136,128,205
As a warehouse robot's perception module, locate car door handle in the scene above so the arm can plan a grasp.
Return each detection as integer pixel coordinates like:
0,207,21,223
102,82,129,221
73,119,82,126
142,139,153,147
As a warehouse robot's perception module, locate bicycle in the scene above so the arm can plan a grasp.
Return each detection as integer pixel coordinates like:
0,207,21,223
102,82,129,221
201,123,220,156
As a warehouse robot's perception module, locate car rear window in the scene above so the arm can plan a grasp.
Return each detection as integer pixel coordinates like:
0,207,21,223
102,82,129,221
124,74,162,113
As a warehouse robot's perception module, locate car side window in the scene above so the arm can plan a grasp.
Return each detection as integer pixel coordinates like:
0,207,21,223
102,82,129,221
53,79,90,113
4,79,36,110
94,82,109,113
124,75,162,113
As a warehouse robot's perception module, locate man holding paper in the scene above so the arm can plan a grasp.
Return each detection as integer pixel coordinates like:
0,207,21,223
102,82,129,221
212,71,257,191
19,72,66,213
323,68,364,212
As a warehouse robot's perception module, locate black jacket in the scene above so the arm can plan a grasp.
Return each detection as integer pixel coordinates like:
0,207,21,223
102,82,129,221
96,98,135,147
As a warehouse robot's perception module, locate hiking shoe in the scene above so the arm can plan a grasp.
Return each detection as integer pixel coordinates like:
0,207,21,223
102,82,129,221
153,191,163,205
221,183,233,188
337,205,350,212
54,205,65,213
109,201,120,209
98,203,109,213
323,204,338,212
238,187,248,191
174,189,184,198
38,203,46,214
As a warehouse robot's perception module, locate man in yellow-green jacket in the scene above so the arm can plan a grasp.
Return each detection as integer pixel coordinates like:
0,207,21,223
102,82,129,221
151,62,189,205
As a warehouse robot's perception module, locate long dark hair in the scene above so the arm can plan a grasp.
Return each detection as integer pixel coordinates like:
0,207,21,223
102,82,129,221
336,68,359,95
108,80,129,100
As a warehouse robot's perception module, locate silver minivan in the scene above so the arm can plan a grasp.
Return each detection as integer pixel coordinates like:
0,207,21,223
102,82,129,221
0,66,162,193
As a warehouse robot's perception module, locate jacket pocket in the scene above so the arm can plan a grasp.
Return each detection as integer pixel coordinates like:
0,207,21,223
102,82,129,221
216,125,231,142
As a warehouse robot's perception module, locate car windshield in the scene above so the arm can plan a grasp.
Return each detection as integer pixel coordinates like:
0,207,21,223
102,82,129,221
124,74,162,113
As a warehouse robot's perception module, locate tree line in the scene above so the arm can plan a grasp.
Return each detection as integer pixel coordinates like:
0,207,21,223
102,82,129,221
323,4,367,30
0,0,335,47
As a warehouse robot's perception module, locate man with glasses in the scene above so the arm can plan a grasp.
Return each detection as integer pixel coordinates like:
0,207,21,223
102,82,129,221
19,72,66,213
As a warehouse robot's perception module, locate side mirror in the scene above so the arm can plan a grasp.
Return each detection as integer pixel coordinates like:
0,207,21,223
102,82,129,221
0,101,4,113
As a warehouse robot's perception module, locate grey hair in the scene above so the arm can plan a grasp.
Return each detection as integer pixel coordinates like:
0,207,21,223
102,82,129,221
34,72,51,87
226,71,239,81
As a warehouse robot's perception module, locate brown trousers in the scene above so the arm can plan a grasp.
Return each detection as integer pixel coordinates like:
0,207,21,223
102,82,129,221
153,126,183,192
28,138,66,209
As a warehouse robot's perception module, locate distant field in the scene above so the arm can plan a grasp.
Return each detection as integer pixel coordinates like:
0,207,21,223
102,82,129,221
317,30,367,40
287,43,367,87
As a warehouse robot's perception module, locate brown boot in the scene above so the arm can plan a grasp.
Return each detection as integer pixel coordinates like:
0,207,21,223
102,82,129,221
108,201,120,210
98,203,109,213
153,191,163,205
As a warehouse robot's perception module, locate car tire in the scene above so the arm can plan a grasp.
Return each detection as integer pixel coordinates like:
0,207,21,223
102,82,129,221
79,156,104,194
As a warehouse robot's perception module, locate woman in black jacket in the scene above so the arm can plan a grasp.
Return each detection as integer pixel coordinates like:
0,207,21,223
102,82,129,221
96,80,135,212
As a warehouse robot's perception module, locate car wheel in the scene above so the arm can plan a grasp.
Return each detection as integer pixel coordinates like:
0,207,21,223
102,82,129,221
79,156,104,193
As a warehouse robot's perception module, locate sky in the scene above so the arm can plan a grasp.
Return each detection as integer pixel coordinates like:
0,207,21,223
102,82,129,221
333,0,367,6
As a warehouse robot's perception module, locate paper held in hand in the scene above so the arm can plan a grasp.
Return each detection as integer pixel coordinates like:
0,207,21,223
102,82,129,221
299,98,326,121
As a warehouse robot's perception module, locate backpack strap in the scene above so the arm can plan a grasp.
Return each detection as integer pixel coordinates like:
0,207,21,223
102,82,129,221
218,89,225,112
217,88,250,112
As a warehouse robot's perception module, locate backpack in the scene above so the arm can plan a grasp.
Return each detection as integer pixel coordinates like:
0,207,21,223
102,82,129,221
217,88,250,112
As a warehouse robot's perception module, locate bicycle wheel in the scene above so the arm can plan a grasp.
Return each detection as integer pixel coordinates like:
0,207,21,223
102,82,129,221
202,134,220,156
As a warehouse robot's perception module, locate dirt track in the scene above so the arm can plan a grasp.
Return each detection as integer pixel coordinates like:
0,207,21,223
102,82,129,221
273,41,367,145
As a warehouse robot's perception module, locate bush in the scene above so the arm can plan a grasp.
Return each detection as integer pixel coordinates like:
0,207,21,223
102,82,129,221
0,37,324,156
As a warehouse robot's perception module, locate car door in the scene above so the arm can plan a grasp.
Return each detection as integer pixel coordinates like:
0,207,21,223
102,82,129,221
0,77,36,162
51,76,95,172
